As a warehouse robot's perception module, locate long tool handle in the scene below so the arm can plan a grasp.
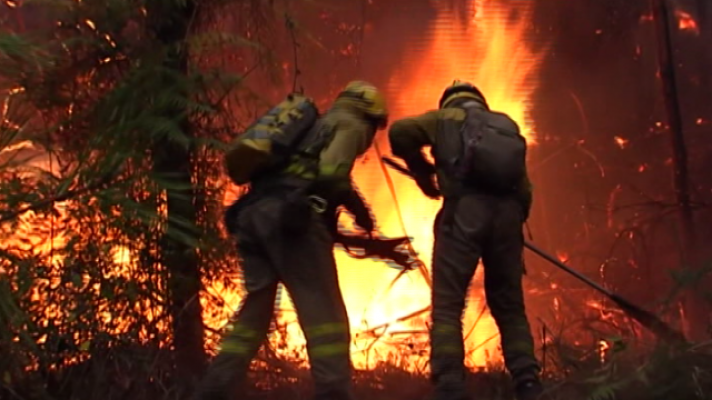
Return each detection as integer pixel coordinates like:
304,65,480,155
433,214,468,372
384,156,619,298
525,241,687,344
382,155,687,343
382,157,412,177
524,241,615,298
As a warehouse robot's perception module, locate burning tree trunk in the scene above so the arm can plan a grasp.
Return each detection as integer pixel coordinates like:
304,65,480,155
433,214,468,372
650,0,696,252
696,0,712,95
650,0,708,341
147,0,207,382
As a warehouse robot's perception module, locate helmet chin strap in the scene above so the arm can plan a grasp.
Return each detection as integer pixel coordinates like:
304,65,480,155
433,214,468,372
442,94,488,109
460,99,488,110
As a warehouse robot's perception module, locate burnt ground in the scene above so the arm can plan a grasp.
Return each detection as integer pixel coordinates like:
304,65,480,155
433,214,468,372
240,343,712,400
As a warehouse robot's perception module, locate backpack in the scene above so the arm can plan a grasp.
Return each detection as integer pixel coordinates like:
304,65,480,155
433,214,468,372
436,105,527,193
224,93,320,185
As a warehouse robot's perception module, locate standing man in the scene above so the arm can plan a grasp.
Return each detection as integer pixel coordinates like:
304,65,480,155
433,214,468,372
387,80,544,400
195,81,388,400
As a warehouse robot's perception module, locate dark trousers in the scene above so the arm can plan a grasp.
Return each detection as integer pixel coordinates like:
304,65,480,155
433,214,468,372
430,194,540,400
194,194,354,400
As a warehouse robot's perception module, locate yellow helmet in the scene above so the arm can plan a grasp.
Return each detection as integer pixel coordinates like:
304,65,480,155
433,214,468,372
337,80,389,128
438,80,488,109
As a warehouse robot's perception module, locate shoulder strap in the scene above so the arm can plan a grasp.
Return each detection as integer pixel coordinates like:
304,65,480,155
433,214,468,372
461,104,488,131
298,119,336,159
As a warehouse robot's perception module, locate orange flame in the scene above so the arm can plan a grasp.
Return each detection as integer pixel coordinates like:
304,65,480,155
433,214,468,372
556,251,569,263
675,10,699,34
209,0,547,372
346,0,545,370
640,9,699,35
0,145,169,358
598,339,610,363
614,136,629,149
2,0,548,374
385,0,542,144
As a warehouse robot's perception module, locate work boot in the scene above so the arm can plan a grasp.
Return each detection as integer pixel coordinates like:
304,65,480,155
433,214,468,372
515,379,544,400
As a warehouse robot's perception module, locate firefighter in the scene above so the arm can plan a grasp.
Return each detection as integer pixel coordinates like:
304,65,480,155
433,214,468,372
195,81,388,400
387,81,544,400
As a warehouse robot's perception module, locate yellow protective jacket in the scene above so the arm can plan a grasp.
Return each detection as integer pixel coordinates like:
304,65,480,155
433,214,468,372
280,96,377,230
315,98,376,193
388,104,533,215
285,96,376,196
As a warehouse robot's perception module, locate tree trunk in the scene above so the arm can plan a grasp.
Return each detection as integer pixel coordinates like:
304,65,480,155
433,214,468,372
650,0,707,341
697,0,712,94
650,0,695,251
148,0,207,383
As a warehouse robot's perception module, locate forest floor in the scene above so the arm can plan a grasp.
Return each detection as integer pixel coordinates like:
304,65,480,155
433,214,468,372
247,368,532,400
240,342,712,400
4,340,712,400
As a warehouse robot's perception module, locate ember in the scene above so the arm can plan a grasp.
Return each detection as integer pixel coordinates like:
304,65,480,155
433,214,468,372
614,136,629,149
675,10,699,34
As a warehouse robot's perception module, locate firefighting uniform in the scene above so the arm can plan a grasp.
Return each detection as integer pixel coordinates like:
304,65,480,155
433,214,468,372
194,96,380,400
388,101,540,400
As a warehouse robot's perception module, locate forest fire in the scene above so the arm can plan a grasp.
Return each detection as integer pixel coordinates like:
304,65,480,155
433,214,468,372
351,0,543,370
0,149,169,347
3,0,712,398
0,0,547,374
204,0,547,372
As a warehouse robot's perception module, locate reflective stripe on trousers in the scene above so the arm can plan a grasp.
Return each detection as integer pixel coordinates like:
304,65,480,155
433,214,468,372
430,195,540,400
194,194,354,400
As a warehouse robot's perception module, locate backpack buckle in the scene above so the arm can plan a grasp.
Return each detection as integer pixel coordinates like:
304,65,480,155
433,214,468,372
308,195,328,213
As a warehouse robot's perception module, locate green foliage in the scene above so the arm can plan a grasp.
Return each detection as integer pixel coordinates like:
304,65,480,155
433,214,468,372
0,0,265,397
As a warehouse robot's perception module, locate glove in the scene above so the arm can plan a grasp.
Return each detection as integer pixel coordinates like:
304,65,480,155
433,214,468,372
401,157,440,199
402,155,436,175
415,174,441,200
342,189,375,233
518,191,532,222
354,211,374,233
